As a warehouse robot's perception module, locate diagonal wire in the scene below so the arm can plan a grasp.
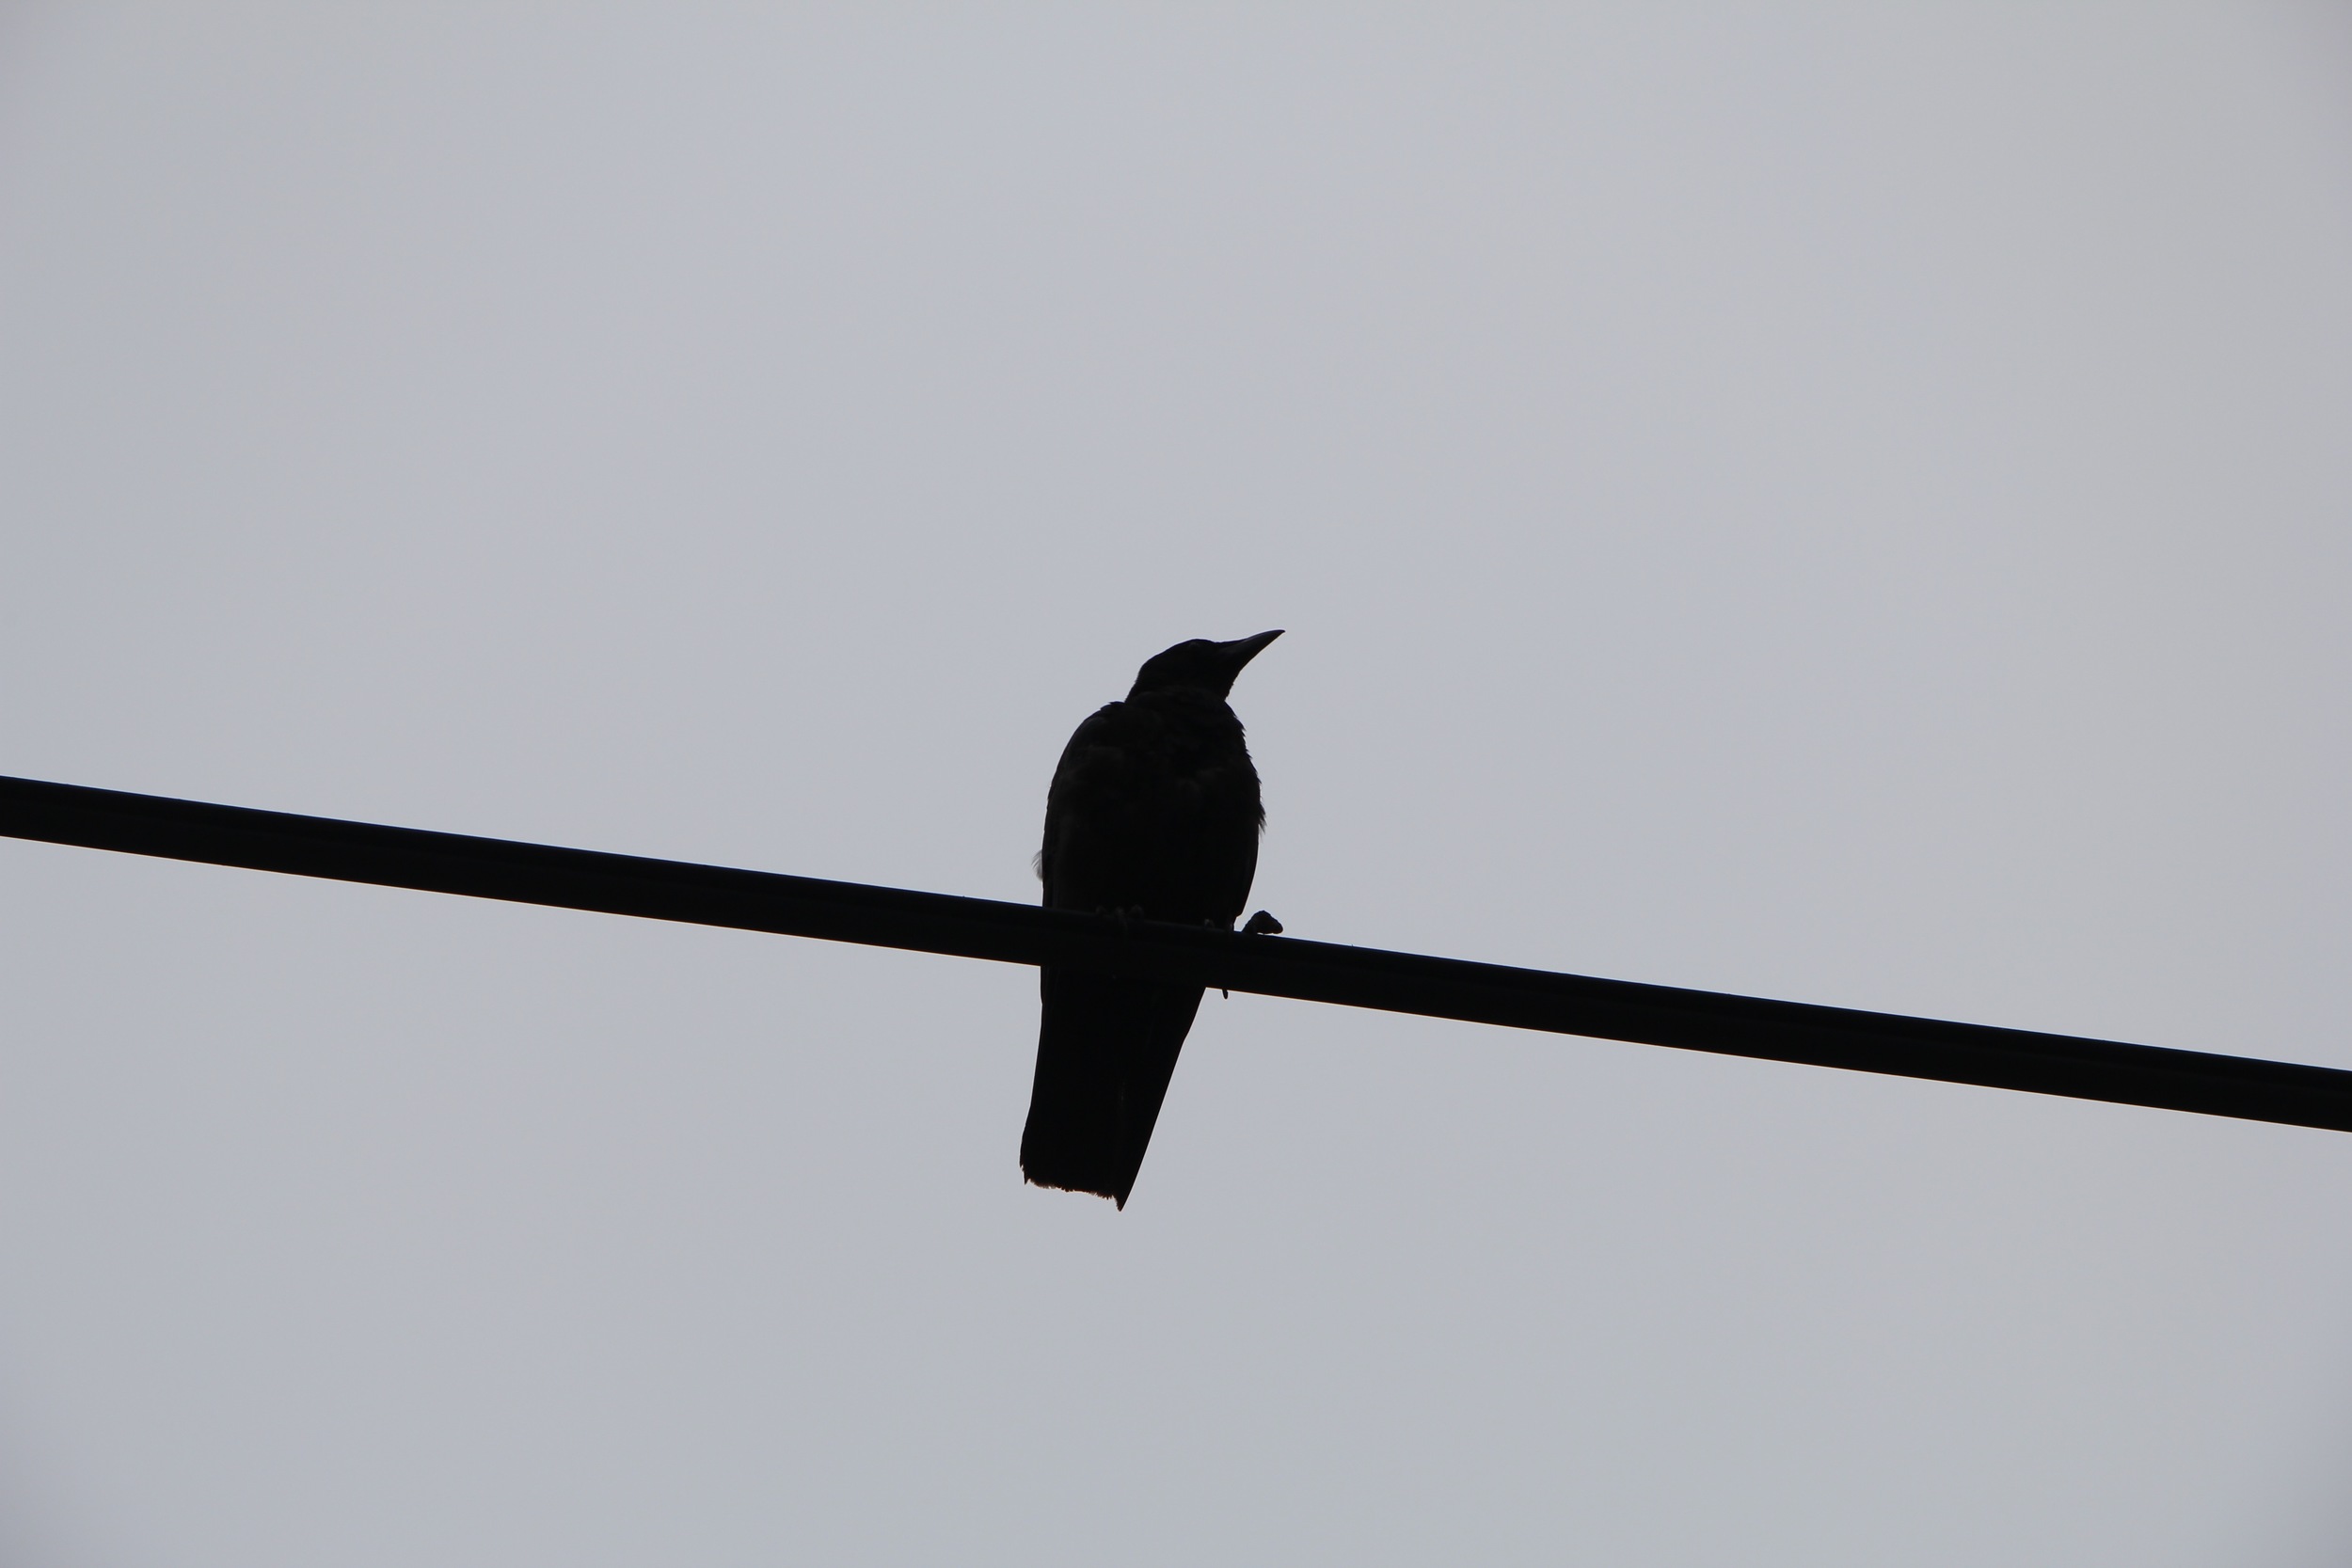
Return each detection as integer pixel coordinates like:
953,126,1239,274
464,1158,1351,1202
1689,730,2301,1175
3,773,2346,1134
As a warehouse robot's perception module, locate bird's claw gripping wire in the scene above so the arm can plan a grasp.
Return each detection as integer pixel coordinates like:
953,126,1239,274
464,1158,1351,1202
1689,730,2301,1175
1223,910,1284,996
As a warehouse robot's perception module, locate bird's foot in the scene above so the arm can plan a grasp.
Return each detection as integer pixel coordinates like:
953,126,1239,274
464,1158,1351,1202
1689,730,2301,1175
1217,910,1286,996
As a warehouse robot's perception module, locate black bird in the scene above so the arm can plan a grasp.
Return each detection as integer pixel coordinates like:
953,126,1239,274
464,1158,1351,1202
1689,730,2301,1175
1020,630,1283,1207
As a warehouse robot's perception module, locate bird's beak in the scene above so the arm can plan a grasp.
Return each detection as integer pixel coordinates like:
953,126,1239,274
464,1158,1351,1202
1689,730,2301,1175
1219,629,1283,672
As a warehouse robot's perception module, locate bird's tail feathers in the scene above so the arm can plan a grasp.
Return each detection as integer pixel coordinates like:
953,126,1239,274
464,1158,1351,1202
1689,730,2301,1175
1020,967,1203,1207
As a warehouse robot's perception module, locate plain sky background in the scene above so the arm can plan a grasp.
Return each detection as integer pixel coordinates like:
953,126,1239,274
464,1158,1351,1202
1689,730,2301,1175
2,5,2349,1563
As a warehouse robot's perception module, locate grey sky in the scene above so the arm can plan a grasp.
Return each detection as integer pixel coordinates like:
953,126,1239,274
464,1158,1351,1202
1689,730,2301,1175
2,5,2349,1562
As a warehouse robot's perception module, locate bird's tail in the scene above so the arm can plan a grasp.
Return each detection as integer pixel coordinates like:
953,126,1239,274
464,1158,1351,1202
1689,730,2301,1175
1020,967,1204,1209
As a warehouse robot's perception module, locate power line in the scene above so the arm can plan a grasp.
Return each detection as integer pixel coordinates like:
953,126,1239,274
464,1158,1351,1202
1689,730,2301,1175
4,772,2345,1134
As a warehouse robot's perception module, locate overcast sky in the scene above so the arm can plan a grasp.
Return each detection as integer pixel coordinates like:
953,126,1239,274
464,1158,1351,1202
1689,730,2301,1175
3,5,2350,1563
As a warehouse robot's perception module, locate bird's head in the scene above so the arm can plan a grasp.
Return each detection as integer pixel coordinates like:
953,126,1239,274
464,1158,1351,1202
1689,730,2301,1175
1128,630,1283,700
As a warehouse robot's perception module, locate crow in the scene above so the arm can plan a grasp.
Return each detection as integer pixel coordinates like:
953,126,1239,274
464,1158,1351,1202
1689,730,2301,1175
1020,630,1283,1207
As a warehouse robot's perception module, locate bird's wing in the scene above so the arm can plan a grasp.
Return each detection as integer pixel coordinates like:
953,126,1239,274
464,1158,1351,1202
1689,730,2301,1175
1037,702,1147,904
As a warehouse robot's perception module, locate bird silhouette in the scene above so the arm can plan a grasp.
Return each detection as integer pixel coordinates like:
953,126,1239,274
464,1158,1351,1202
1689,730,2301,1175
1020,630,1282,1207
